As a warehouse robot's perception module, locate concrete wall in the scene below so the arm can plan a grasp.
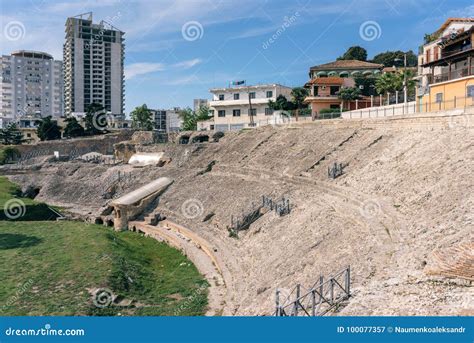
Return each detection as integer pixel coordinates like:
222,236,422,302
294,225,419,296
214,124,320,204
342,101,417,119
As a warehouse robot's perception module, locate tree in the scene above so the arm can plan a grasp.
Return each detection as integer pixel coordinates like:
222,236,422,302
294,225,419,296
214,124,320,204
177,106,213,132
36,116,61,141
63,116,85,138
337,46,368,61
84,103,108,135
178,107,197,131
0,123,25,145
131,104,153,131
354,77,377,96
375,71,417,99
338,87,362,110
268,95,294,111
371,50,417,67
290,87,309,121
0,146,20,164
195,105,212,122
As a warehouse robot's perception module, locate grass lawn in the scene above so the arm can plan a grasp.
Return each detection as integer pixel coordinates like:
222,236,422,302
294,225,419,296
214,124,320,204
0,177,208,316
0,221,208,316
0,176,59,221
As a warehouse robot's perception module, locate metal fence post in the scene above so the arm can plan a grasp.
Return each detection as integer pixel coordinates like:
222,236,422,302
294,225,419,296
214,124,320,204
294,284,301,316
319,275,324,303
346,266,351,297
330,278,334,305
275,289,280,316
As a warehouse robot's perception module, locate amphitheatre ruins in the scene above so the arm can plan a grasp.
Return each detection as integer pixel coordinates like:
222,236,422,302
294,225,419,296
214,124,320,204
1,109,473,316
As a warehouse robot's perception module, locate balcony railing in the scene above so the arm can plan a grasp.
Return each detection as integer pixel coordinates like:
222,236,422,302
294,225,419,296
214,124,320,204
427,66,474,85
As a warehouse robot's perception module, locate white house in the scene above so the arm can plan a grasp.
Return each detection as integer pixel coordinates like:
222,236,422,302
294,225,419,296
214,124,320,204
207,84,292,131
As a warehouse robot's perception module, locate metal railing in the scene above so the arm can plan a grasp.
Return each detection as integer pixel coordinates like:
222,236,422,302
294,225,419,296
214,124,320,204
275,266,351,317
343,95,474,119
427,67,474,85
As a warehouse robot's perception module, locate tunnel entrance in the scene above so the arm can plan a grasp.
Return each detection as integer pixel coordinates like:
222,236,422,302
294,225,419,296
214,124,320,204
192,135,209,143
179,135,190,144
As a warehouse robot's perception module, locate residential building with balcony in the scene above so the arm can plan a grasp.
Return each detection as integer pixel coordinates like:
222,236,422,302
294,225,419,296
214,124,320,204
417,18,474,111
208,84,292,131
0,50,63,127
63,12,125,117
304,60,383,117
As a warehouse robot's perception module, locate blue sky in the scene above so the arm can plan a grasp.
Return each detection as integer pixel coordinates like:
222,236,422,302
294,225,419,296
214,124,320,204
1,0,474,114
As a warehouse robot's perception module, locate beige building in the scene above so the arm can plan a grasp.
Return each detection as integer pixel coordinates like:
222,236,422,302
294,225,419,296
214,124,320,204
208,84,292,131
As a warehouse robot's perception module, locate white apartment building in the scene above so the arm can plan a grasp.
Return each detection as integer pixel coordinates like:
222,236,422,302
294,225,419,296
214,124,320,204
0,50,63,127
208,84,292,131
63,13,124,117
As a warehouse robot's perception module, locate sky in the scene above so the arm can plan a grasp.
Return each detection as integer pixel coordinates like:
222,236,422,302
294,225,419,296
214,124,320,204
1,0,474,114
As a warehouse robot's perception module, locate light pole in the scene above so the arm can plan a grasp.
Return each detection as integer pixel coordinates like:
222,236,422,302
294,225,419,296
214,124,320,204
395,53,408,105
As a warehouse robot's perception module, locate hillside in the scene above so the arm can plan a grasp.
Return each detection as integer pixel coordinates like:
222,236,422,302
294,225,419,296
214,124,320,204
4,112,473,316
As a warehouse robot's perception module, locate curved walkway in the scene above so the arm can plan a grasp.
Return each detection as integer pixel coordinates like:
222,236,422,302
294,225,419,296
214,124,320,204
129,219,228,316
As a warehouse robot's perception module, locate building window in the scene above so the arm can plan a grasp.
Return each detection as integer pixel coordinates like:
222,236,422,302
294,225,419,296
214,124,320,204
218,94,224,101
248,108,257,116
218,110,226,117
249,92,256,99
265,108,273,115
210,125,215,130
330,86,340,96
467,85,474,98
266,91,273,98
233,109,241,117
313,86,318,96
435,93,443,103
233,93,240,100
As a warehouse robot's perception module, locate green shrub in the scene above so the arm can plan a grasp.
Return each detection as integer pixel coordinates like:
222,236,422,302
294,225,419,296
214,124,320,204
0,147,20,165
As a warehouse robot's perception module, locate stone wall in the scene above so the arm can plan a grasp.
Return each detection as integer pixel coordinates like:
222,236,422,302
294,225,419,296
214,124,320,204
9,130,134,158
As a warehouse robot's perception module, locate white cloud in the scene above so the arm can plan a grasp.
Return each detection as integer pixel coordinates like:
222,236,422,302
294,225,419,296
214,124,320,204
124,62,165,80
124,58,202,80
172,58,202,69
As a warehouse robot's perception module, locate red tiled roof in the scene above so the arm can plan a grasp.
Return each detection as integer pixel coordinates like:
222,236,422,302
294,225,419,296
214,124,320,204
310,59,384,71
307,77,345,85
